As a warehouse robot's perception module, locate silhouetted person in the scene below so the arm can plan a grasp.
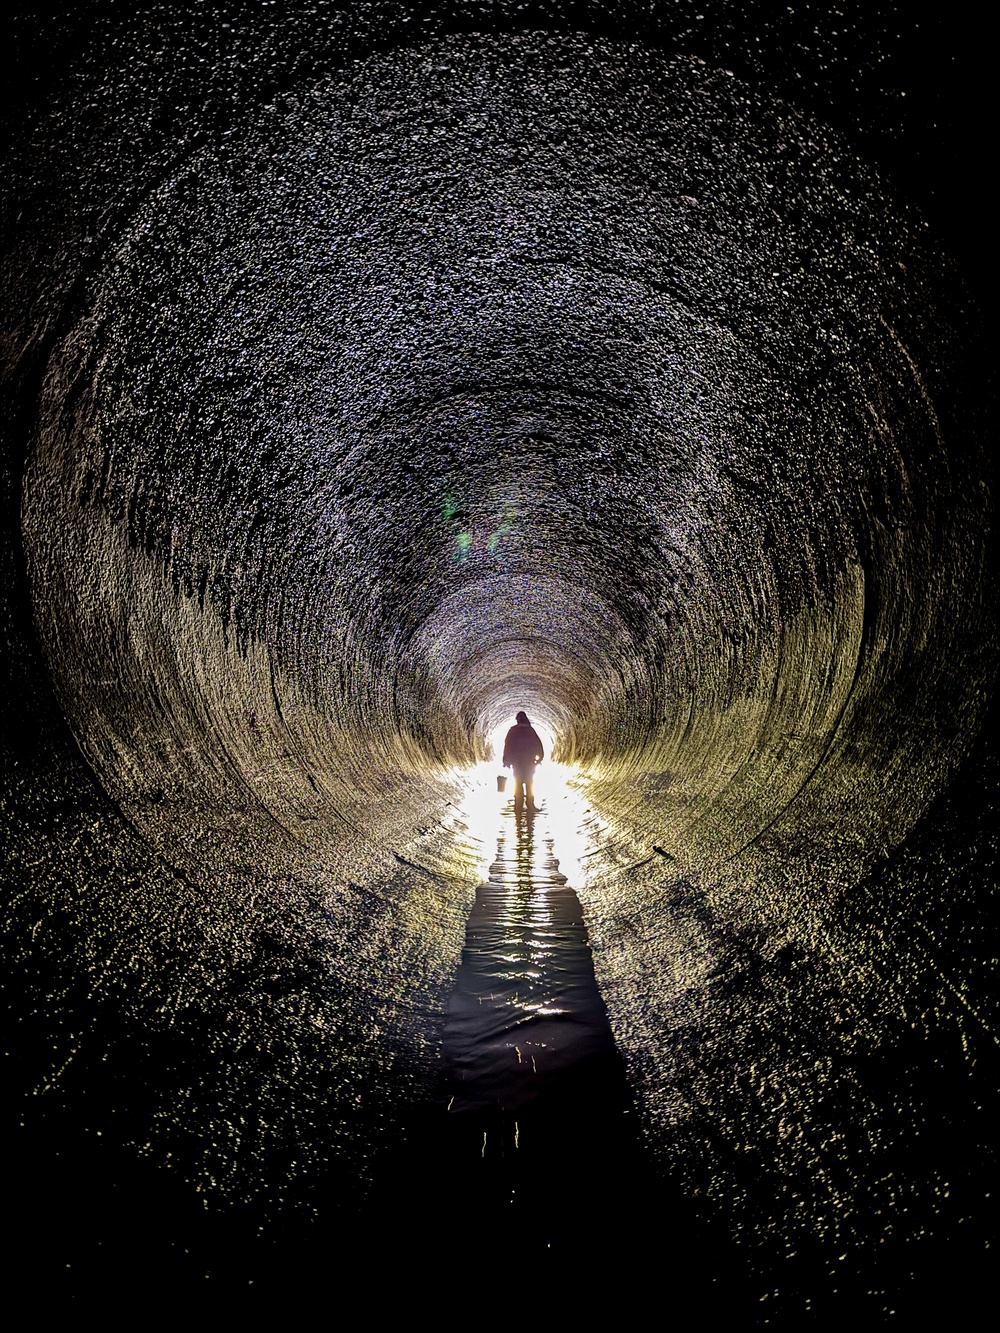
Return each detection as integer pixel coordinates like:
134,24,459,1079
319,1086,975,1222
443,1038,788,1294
502,710,544,811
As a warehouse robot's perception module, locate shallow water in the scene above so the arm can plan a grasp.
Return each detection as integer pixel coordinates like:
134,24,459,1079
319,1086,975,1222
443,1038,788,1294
442,798,624,1118
366,781,742,1301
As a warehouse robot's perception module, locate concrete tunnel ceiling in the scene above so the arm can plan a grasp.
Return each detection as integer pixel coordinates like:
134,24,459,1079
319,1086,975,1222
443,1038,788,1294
24,32,990,854
4,0,995,1309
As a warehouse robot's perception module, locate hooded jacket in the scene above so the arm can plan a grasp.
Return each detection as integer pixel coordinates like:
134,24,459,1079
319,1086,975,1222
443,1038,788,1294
502,720,544,771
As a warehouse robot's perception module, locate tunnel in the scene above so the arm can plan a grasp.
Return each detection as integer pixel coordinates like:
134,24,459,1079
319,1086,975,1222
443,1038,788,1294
3,2,995,1320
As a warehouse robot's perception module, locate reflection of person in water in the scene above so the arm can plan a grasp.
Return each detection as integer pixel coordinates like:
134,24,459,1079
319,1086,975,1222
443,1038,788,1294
502,710,545,811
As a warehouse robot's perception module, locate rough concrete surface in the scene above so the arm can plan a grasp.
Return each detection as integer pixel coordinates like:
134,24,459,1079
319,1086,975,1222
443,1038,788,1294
3,3,994,1319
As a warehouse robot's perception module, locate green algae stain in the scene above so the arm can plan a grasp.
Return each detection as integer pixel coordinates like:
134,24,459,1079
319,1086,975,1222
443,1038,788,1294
442,492,471,564
443,494,517,564
487,506,516,554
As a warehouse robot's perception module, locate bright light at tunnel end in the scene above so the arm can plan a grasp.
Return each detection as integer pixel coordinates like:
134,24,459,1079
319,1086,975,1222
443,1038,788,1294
447,710,593,892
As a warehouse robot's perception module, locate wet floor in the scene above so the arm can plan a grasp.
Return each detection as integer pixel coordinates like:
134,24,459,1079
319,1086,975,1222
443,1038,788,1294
362,784,636,1249
365,782,744,1309
437,796,634,1219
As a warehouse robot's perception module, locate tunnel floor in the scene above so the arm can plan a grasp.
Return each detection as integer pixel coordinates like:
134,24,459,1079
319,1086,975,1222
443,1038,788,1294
3,748,994,1319
434,793,636,1231
359,778,749,1311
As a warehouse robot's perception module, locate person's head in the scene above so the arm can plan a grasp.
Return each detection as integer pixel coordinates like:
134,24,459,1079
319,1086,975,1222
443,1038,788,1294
515,710,529,725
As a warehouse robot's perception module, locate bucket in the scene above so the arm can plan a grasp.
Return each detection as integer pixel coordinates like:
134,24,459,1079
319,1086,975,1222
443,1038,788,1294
496,773,507,793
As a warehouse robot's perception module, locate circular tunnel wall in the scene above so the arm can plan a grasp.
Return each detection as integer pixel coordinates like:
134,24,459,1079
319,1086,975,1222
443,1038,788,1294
24,33,990,876
4,3,995,1315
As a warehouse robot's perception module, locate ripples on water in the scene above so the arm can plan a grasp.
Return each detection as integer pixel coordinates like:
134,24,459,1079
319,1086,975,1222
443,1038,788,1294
434,772,630,1230
369,767,740,1304
443,775,627,1121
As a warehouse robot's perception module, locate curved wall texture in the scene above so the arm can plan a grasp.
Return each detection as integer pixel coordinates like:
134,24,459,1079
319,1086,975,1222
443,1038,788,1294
3,3,995,1317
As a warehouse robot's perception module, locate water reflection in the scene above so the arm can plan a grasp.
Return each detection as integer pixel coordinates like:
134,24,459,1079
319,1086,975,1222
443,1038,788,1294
417,768,638,1247
366,766,738,1294
443,793,620,1116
